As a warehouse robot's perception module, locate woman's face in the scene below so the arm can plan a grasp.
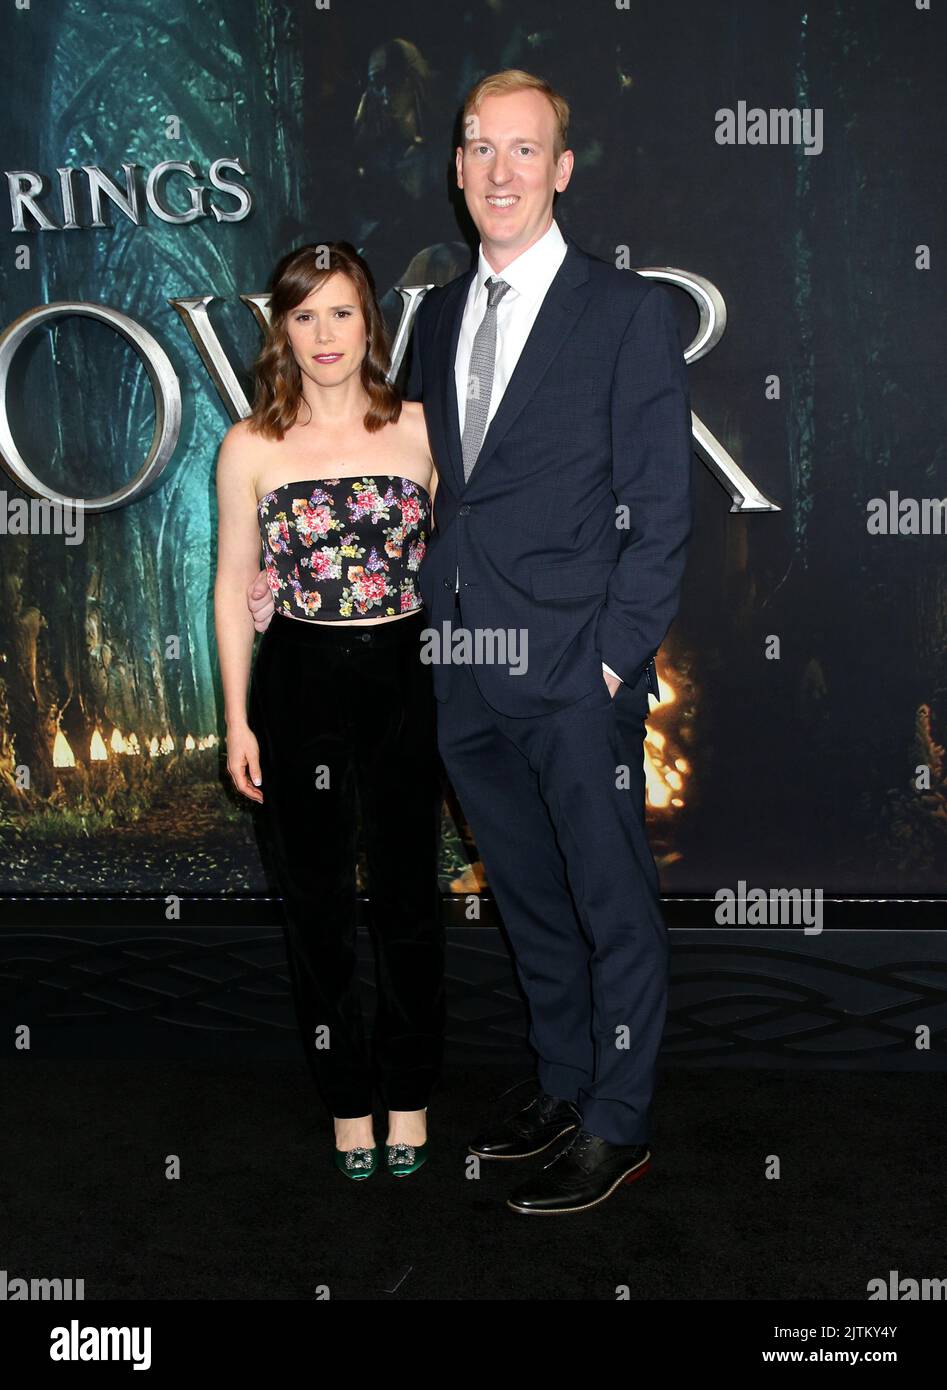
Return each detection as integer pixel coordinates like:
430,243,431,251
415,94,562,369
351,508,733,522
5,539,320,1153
284,271,368,391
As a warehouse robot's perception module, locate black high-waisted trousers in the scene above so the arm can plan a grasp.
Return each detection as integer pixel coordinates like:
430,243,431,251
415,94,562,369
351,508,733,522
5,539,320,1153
247,608,445,1117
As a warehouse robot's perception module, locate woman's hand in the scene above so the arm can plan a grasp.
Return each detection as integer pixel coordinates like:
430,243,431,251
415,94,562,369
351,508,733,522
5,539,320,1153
226,723,264,803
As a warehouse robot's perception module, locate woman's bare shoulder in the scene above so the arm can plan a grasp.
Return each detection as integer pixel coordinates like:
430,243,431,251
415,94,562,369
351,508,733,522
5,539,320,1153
399,398,431,445
220,416,259,454
220,416,281,466
399,398,426,423
217,417,275,500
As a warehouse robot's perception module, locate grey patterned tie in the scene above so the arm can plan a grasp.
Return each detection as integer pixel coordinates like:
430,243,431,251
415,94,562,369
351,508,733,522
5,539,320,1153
461,275,511,483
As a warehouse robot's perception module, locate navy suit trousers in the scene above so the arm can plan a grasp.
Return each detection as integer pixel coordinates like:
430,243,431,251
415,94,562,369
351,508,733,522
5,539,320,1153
436,595,669,1145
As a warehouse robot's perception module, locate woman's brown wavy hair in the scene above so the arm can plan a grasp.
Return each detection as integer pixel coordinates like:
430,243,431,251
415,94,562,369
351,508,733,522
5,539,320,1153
247,240,401,440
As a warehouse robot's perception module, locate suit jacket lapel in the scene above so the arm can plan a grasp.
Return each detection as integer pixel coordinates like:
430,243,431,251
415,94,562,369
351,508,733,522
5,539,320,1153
439,267,475,493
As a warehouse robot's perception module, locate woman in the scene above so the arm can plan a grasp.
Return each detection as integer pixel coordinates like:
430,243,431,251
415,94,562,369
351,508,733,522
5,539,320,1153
214,241,444,1180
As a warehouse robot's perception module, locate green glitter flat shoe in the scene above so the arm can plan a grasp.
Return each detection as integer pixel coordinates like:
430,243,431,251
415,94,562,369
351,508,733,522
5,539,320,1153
334,1144,378,1179
384,1140,428,1177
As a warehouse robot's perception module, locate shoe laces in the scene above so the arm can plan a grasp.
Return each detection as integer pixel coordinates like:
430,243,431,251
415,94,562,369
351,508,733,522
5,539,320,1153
544,1127,597,1170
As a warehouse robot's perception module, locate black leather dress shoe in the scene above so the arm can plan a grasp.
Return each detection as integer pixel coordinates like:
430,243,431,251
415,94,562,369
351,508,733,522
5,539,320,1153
468,1091,581,1160
506,1129,651,1213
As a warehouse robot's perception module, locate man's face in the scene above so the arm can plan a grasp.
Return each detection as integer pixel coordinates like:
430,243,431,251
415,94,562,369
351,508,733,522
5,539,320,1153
455,89,573,264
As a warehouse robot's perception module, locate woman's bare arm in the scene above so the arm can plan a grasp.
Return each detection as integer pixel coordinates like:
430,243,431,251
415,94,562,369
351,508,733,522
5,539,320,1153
214,421,265,799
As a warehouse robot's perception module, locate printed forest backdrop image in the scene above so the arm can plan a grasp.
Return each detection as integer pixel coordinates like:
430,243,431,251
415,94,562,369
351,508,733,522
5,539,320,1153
0,0,944,897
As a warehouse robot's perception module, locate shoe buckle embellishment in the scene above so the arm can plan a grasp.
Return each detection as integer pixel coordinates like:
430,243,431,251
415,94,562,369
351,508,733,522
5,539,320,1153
345,1147,374,1171
388,1143,416,1165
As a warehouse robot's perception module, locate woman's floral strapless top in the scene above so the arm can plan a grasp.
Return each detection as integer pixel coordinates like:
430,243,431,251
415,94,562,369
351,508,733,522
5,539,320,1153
257,474,430,621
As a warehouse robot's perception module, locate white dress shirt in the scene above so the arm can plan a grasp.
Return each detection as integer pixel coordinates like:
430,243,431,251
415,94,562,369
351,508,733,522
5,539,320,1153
454,218,621,683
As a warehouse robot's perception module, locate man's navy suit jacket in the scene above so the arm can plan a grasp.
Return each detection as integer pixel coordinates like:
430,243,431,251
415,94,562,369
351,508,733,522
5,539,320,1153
404,230,694,717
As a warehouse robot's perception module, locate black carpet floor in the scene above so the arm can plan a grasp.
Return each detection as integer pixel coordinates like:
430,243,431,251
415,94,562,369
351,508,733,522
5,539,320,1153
3,1060,944,1301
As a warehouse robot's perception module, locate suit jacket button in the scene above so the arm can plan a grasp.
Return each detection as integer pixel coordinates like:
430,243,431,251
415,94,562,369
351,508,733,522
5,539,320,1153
459,504,471,515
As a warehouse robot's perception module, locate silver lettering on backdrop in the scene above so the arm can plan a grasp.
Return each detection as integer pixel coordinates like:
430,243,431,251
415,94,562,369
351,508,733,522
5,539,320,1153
639,268,779,512
169,284,434,419
0,268,776,514
0,303,181,510
6,159,251,231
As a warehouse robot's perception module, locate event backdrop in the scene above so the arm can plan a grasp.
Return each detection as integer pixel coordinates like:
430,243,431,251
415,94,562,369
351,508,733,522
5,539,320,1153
0,0,944,897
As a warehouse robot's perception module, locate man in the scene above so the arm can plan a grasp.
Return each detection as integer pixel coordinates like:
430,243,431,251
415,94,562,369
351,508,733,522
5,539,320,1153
248,69,694,1214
